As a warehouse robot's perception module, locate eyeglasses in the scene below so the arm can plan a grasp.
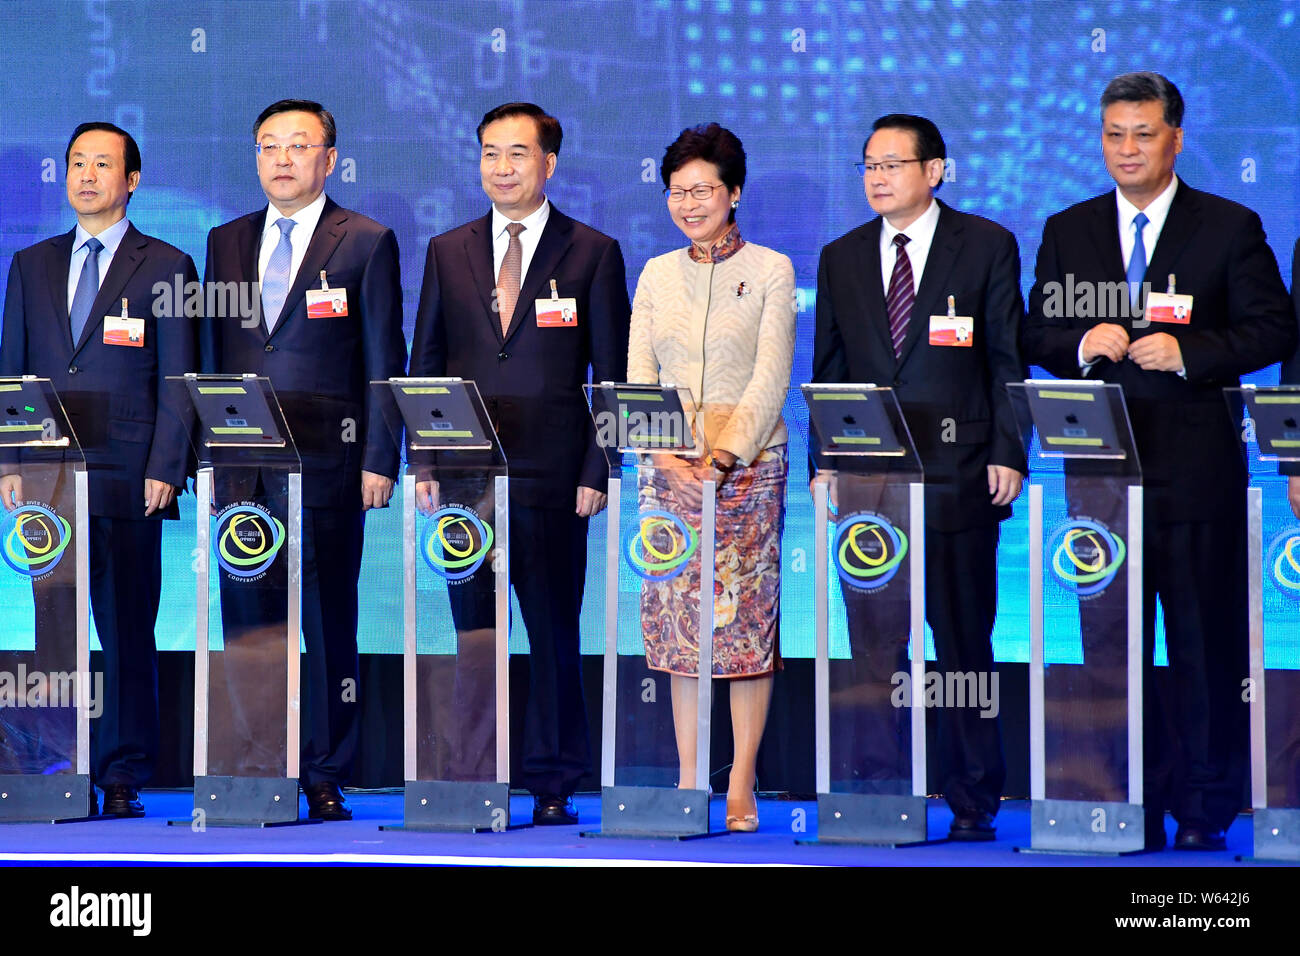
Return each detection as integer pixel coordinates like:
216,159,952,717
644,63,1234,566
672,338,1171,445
256,143,329,158
854,159,926,176
664,183,727,202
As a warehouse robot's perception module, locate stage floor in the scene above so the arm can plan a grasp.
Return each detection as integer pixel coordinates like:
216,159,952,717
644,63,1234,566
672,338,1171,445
0,793,1281,866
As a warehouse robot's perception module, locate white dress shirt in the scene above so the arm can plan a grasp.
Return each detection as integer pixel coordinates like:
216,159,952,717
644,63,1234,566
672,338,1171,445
491,198,550,283
1079,175,1182,371
879,198,940,295
67,215,131,313
258,191,328,324
1117,174,1178,276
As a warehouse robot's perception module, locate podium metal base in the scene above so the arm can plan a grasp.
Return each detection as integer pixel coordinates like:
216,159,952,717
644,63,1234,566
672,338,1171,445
1240,808,1300,862
177,775,307,827
796,792,931,847
1014,798,1145,855
580,785,722,840
0,773,96,823
379,780,518,833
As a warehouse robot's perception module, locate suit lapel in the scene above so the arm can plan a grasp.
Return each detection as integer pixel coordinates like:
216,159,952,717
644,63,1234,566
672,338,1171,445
45,231,75,352
508,207,575,344
464,213,501,345
270,199,345,341
1087,194,1127,280
1144,183,1198,295
853,220,894,360
72,224,148,355
896,203,963,368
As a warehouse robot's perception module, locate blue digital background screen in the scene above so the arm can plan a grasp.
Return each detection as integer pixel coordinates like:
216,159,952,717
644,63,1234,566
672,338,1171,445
1,0,1298,659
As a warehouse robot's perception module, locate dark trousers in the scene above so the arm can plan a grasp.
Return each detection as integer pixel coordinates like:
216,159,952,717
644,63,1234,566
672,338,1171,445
1143,515,1249,832
298,505,364,786
215,492,363,788
447,500,592,796
32,516,162,788
843,522,1005,817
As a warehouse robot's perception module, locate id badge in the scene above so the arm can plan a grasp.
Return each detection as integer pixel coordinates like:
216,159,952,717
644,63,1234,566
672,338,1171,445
536,280,578,327
1144,291,1192,325
104,298,144,347
306,286,348,318
928,314,974,347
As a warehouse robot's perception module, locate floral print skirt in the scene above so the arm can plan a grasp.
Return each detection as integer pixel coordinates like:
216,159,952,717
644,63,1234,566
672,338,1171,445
638,444,787,677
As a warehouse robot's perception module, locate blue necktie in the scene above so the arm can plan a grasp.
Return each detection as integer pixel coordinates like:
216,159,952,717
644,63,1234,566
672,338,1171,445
261,217,295,331
69,236,103,344
1127,211,1149,307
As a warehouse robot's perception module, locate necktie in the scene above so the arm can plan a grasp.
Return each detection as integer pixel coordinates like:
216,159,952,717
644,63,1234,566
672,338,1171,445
1127,211,1149,307
261,217,295,332
69,236,104,344
886,233,915,359
496,222,525,335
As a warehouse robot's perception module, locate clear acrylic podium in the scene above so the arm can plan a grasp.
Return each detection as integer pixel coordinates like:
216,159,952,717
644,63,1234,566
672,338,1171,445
582,383,719,838
168,373,304,826
1011,380,1146,853
373,377,514,832
801,384,927,845
1230,384,1300,862
0,378,92,822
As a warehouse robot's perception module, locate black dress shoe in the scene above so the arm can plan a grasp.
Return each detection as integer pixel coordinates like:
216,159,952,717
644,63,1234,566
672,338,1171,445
101,784,144,818
1173,824,1226,851
948,811,996,842
304,782,352,821
532,794,578,826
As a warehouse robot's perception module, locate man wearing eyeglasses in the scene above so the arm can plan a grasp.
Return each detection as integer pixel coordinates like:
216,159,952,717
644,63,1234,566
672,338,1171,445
201,99,407,821
813,113,1027,841
410,102,629,825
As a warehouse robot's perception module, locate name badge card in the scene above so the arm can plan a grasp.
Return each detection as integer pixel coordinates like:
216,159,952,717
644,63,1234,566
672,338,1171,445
929,295,974,347
1144,273,1192,325
306,271,348,318
536,279,578,328
104,298,144,347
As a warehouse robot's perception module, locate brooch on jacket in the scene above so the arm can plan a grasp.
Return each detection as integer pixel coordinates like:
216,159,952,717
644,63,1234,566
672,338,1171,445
734,281,750,298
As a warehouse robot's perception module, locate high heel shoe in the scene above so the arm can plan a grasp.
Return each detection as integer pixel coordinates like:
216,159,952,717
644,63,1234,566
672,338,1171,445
725,794,759,832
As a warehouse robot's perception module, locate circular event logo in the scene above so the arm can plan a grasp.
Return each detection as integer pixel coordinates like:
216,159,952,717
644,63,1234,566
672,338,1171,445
1048,518,1126,596
214,503,286,579
835,511,909,591
1267,528,1300,600
421,505,494,581
1,503,71,578
625,509,698,581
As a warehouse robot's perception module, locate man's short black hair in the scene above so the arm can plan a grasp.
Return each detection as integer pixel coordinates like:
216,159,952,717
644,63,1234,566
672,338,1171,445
253,99,337,147
65,122,141,177
866,113,947,163
660,123,747,223
477,103,563,156
1100,71,1185,128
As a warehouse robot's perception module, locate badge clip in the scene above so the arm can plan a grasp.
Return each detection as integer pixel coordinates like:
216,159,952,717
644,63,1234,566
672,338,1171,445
947,295,956,318
550,279,559,301
1167,274,1176,295
320,270,329,290
121,298,129,318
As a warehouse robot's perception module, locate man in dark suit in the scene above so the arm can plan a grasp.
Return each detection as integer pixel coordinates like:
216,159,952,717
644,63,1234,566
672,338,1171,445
202,99,407,820
1,122,197,816
814,114,1026,841
410,102,630,824
1023,72,1296,850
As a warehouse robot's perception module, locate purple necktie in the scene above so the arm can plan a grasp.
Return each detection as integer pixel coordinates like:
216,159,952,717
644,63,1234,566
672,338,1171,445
886,233,915,359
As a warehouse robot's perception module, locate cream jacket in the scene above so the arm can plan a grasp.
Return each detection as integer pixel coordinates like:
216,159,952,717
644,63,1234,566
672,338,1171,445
628,241,796,465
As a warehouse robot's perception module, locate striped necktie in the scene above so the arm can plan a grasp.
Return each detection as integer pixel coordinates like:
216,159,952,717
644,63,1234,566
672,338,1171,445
886,233,915,359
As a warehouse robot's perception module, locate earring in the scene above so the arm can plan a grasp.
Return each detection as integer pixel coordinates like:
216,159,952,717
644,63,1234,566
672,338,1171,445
730,200,739,209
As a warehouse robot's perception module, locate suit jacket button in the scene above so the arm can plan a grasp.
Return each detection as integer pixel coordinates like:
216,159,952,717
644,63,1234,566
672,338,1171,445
68,366,78,375
498,351,509,361
265,344,274,352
